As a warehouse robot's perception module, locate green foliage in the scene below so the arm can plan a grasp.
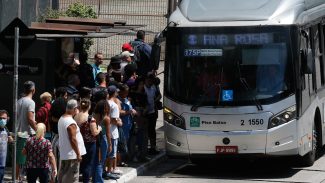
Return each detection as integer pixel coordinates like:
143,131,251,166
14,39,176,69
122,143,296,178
66,2,97,19
66,2,98,53
38,8,65,22
37,3,98,54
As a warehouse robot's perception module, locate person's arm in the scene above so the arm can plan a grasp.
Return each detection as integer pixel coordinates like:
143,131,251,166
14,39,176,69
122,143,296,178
27,111,37,131
89,119,102,136
22,148,27,155
103,116,112,153
49,151,57,177
67,124,82,162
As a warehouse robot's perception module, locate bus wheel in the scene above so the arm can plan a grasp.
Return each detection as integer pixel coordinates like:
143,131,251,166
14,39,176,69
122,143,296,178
301,123,317,166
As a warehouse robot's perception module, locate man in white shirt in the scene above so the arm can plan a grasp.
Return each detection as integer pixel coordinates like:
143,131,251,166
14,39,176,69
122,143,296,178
106,85,123,179
58,99,86,183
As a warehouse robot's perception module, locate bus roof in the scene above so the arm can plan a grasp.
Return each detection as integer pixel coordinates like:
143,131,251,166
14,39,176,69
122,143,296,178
170,0,325,26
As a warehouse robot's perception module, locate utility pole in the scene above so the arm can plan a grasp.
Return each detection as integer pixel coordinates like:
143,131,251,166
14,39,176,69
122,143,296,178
12,27,19,183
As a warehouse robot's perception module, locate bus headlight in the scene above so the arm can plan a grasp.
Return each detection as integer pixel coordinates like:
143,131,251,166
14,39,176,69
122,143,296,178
164,107,186,130
269,105,296,129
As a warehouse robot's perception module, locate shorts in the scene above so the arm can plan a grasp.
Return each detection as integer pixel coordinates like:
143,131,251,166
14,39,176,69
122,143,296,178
16,137,27,165
108,138,118,159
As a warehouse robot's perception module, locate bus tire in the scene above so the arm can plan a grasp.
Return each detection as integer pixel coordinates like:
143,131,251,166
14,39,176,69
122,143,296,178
301,123,317,166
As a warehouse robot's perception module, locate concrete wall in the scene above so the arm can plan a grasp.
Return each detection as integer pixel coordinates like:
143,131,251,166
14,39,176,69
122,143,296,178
0,0,52,31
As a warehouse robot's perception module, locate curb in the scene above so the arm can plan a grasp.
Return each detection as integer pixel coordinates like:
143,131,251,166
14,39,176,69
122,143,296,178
107,151,167,183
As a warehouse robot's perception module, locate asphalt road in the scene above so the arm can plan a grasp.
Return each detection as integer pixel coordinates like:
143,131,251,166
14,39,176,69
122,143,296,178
130,151,325,183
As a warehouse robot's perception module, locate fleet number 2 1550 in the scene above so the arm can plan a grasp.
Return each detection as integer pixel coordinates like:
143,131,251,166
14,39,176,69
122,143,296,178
241,119,264,126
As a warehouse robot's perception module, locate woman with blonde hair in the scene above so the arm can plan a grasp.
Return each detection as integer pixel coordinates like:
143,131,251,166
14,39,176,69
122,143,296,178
74,99,102,183
22,123,57,183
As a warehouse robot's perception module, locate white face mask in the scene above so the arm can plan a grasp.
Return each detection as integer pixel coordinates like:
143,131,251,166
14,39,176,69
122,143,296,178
0,119,7,128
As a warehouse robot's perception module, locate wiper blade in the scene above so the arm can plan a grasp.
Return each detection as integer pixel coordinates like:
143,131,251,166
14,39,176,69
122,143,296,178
191,92,211,112
237,62,263,111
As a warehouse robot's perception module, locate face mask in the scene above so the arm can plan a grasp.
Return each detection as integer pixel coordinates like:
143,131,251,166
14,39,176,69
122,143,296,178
0,119,7,127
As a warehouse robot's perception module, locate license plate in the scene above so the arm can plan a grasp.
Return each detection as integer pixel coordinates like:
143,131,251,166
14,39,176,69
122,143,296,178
216,146,238,154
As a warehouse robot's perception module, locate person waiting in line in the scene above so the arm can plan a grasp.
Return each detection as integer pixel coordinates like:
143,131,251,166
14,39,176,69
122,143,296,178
78,52,96,88
128,77,150,162
105,85,123,179
66,74,81,99
22,123,57,183
92,100,111,182
92,52,104,86
36,92,52,140
106,55,122,83
120,51,135,76
74,99,102,183
123,64,138,88
144,74,162,155
118,84,137,166
130,30,154,77
48,87,67,183
16,81,38,181
0,110,13,183
58,99,86,183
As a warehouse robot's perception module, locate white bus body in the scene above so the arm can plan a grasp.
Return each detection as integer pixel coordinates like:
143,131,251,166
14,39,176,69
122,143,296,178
163,0,325,166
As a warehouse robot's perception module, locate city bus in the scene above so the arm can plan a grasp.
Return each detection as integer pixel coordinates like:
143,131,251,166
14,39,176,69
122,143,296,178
162,0,325,166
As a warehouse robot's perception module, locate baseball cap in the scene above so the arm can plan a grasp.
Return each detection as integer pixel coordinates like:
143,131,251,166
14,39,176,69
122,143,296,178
121,51,134,57
122,43,133,52
107,85,120,95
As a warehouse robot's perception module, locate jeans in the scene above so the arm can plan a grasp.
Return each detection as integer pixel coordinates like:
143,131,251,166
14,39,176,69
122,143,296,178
81,142,96,183
0,167,4,183
147,112,158,148
92,134,107,183
26,168,49,183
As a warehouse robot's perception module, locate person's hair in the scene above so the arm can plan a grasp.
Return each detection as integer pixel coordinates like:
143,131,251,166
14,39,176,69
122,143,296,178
40,92,52,103
95,52,103,59
79,87,92,99
23,81,35,94
66,99,78,111
36,123,46,139
55,87,67,98
119,84,129,92
137,30,145,40
79,51,88,64
112,71,122,82
96,72,106,84
93,90,108,103
0,110,9,117
67,74,79,85
80,99,91,112
124,64,137,80
93,100,110,119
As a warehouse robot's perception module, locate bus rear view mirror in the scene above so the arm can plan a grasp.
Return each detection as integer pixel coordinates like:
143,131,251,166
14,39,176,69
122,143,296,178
151,32,164,70
301,49,313,74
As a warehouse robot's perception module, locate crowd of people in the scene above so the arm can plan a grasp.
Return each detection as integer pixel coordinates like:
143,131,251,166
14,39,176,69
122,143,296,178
0,30,163,183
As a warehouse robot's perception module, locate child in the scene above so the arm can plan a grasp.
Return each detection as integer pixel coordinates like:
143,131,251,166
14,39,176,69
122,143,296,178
0,110,13,183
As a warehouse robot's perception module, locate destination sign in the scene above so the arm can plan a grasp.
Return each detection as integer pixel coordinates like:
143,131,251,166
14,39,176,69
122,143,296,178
185,33,273,47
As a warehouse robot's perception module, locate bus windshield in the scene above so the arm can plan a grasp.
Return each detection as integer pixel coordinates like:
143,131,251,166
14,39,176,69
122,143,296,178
165,26,295,106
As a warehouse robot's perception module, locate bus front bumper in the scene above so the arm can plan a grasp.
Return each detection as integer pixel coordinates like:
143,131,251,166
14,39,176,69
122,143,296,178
165,120,299,158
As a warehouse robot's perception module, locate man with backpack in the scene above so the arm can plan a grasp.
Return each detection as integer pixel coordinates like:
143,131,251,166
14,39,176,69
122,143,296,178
130,30,154,77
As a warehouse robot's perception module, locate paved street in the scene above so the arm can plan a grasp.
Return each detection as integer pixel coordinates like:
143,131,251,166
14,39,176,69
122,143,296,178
130,151,325,183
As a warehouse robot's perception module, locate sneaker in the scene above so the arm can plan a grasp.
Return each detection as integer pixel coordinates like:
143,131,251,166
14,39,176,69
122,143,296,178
103,172,120,180
112,168,123,175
